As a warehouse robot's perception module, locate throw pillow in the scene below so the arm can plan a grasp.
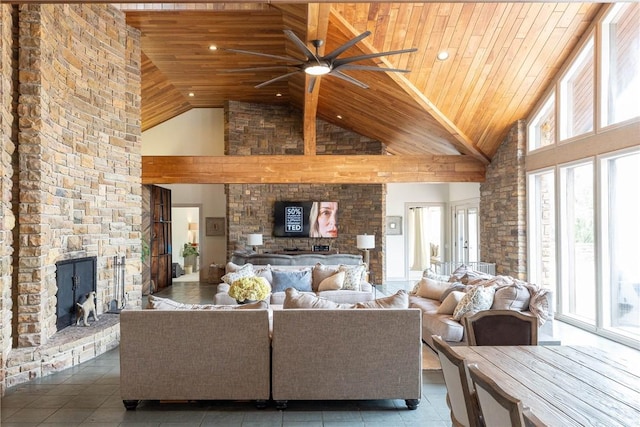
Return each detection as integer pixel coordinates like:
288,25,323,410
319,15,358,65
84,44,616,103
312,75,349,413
338,264,366,291
225,262,252,273
354,290,409,309
255,265,273,285
221,264,254,285
318,271,345,291
283,288,351,309
436,291,466,314
439,283,468,302
452,286,496,321
492,284,531,311
146,295,268,310
312,263,339,292
415,277,450,300
271,268,313,293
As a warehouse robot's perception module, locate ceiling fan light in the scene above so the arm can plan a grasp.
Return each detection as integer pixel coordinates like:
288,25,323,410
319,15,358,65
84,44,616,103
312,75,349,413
305,63,331,76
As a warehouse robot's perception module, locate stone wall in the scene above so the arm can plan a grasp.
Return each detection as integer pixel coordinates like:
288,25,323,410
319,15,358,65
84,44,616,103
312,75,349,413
479,121,527,278
225,101,386,280
0,4,18,396
2,4,141,392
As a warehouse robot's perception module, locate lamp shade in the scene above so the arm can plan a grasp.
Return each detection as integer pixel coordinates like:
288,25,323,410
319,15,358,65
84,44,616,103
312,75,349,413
188,222,198,231
356,234,375,250
247,233,263,246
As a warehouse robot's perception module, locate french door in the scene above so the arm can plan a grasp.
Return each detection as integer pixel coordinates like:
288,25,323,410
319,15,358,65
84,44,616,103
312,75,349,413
452,203,479,265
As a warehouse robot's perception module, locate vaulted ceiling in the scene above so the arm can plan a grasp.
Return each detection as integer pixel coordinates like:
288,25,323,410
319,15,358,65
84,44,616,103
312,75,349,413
124,2,602,165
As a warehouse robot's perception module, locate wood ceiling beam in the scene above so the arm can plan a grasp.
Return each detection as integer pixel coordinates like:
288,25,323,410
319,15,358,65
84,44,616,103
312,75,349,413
142,155,486,184
303,3,330,156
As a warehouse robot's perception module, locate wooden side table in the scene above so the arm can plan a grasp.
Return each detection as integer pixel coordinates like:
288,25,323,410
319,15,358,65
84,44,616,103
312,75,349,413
208,264,225,284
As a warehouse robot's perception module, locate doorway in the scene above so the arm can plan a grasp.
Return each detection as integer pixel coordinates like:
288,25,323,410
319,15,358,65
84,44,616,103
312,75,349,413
172,206,201,281
405,203,445,280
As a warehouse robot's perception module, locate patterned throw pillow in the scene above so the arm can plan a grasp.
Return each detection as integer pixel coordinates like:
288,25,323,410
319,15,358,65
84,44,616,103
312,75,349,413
452,285,496,320
221,264,254,285
271,268,313,293
338,264,366,291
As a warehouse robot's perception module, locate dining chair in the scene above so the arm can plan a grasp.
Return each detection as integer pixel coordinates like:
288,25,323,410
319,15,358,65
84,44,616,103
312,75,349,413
464,309,538,346
431,335,483,427
469,364,547,427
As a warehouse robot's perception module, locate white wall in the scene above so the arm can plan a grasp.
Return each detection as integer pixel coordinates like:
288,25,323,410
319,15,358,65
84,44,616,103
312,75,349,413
143,109,226,280
385,182,480,281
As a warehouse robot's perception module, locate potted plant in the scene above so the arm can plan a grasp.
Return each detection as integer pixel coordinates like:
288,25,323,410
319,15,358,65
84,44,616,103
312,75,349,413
181,243,199,274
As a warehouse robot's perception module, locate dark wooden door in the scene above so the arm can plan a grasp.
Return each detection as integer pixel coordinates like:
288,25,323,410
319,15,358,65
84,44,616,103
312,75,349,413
150,185,172,290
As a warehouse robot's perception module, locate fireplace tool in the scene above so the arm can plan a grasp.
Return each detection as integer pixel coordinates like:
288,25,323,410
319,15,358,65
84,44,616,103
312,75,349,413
107,255,126,314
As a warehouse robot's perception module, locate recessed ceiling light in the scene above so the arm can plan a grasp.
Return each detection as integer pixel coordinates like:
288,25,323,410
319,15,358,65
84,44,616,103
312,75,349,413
437,51,449,61
209,45,217,51
188,92,195,97
336,115,343,119
275,93,282,97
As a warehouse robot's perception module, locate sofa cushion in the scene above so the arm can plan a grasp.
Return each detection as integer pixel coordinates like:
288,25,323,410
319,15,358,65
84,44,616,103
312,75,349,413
452,285,496,320
423,313,465,342
271,268,313,293
338,264,366,291
409,295,441,314
437,291,466,315
254,265,274,285
316,289,375,304
354,290,409,308
221,264,255,285
146,295,268,310
312,263,339,291
415,277,450,300
282,288,351,309
318,271,345,291
492,284,531,311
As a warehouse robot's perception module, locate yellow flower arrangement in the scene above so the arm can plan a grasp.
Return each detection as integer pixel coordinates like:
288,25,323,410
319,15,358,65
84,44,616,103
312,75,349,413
228,276,270,302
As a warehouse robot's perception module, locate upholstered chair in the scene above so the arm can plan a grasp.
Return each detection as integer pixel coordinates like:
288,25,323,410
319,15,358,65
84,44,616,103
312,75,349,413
469,364,547,427
464,309,538,346
431,335,482,427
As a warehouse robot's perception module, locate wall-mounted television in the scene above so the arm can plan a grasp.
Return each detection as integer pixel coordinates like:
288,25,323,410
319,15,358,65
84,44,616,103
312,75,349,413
273,201,338,238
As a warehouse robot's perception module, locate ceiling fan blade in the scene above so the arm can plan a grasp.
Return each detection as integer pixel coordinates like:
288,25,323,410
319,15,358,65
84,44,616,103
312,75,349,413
329,70,369,89
307,76,318,93
255,70,301,89
324,31,372,61
333,48,418,68
334,64,411,73
223,66,294,73
222,48,303,64
283,29,317,61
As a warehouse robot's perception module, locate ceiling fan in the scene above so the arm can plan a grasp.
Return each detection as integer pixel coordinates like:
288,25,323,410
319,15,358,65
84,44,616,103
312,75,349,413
223,29,417,93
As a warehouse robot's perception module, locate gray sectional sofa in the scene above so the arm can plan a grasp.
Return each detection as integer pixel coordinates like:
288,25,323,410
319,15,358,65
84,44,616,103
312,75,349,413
119,306,422,410
215,252,375,305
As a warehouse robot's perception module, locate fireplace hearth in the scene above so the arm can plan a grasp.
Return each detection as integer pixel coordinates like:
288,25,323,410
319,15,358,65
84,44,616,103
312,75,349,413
55,256,97,330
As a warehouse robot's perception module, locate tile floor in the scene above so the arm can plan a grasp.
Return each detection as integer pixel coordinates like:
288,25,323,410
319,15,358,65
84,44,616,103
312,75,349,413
3,280,638,426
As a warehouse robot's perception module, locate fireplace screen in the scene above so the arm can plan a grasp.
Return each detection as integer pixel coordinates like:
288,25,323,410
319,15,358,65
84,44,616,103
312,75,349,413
56,256,97,330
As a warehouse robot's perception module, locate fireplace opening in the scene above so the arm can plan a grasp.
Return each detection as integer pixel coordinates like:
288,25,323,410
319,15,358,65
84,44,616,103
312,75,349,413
56,256,97,330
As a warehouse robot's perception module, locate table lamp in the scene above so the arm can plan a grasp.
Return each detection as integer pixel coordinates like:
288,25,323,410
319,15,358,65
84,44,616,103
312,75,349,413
247,233,263,252
356,234,375,267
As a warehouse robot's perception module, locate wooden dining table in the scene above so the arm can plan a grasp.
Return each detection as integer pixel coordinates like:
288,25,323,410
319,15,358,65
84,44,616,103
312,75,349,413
451,345,640,427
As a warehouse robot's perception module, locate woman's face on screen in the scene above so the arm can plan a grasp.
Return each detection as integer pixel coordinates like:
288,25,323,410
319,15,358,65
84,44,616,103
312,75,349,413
317,202,338,237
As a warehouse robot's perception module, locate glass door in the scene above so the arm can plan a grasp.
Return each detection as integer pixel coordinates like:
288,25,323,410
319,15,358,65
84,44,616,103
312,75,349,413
453,204,479,265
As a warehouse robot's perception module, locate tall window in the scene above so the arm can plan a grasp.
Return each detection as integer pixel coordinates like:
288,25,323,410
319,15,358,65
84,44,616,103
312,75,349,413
600,150,640,339
528,94,556,152
560,37,594,140
527,170,556,292
601,3,640,126
559,161,595,323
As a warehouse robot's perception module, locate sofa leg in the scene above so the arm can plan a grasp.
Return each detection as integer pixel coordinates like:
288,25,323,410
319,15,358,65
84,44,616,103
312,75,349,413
123,400,139,410
275,400,288,410
255,399,267,409
405,399,420,410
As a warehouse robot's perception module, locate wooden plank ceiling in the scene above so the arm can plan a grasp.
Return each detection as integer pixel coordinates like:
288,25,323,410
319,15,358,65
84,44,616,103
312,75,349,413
125,2,601,165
